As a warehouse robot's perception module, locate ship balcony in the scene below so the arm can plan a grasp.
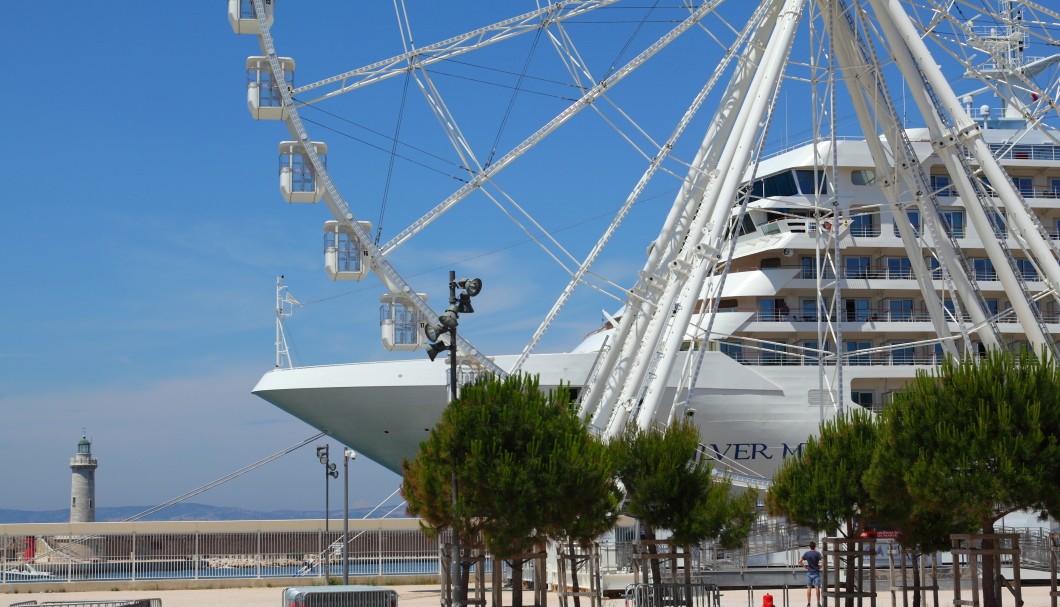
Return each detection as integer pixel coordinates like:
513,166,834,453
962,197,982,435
715,337,947,368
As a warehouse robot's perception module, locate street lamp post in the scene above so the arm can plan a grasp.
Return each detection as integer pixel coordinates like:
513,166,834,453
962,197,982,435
423,271,482,607
343,448,356,584
316,444,338,580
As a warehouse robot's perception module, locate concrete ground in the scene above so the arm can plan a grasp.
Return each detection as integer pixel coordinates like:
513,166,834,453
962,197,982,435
4,584,1057,607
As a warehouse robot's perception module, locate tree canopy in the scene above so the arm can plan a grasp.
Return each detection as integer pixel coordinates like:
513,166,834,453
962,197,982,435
864,350,1060,543
766,408,877,537
613,421,757,550
401,373,620,556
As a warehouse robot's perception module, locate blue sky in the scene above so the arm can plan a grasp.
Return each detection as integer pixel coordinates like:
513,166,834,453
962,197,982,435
1,1,1034,514
1,2,723,513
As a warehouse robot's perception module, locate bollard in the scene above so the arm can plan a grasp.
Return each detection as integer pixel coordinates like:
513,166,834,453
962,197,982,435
763,592,775,607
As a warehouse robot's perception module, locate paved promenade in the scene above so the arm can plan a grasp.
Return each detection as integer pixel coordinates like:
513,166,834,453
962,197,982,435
3,584,1056,607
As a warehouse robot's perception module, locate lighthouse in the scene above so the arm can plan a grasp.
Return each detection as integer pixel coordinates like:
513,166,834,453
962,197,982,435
69,434,98,523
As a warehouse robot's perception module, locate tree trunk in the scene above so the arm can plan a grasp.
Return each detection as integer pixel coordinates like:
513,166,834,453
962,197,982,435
459,545,470,607
845,519,856,607
981,521,997,607
568,538,581,607
911,553,921,607
645,526,662,587
683,544,693,607
512,557,525,607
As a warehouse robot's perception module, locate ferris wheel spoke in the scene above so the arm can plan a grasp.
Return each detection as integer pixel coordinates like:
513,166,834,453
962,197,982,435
291,0,620,105
380,2,724,256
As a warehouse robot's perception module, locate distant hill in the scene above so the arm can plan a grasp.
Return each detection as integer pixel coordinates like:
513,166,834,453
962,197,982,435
0,503,402,524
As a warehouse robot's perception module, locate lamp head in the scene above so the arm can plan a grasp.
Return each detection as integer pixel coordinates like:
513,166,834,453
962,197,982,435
426,341,450,362
456,277,482,297
456,292,474,314
316,445,327,458
438,307,459,329
424,323,446,343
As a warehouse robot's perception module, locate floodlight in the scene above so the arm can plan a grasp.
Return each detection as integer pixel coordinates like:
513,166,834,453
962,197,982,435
424,323,446,342
438,306,459,329
426,340,450,362
316,445,327,458
455,277,482,297
456,292,475,314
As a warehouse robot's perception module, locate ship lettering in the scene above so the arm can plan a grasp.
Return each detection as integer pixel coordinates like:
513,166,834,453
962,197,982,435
706,443,773,461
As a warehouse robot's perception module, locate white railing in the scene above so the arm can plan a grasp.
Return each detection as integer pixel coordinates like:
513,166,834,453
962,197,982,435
0,519,445,585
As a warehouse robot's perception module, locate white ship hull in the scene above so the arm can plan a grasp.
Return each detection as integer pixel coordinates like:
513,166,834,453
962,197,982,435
254,350,925,482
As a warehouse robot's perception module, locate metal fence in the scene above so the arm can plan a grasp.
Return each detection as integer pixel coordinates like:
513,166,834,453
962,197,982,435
624,582,721,607
0,519,446,586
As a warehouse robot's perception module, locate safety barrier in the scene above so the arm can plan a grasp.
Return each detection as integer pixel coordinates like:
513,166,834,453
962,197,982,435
624,581,721,607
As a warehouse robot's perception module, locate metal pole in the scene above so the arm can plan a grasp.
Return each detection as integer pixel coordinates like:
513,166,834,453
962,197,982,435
448,270,462,607
343,449,350,584
324,445,330,581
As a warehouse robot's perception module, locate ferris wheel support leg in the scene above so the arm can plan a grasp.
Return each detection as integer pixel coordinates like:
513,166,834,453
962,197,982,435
583,0,786,429
870,0,1053,354
628,0,808,431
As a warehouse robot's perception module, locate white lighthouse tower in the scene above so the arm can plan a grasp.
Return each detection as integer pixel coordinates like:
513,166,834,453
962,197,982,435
69,434,98,523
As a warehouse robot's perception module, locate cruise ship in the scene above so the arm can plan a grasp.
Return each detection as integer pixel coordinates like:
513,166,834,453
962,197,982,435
230,0,1060,486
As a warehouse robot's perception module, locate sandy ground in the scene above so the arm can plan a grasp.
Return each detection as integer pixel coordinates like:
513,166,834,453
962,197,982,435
3,584,1056,607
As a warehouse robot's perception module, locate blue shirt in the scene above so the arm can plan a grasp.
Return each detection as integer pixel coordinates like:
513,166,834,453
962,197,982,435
802,549,822,572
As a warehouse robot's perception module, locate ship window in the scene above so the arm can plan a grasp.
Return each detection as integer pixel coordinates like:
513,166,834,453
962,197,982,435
749,171,799,200
795,169,827,194
845,256,871,279
761,342,789,365
1012,176,1035,197
720,342,744,363
990,211,1006,237
801,340,833,364
1015,258,1038,281
719,299,738,310
973,258,996,281
849,209,879,237
926,256,943,279
930,175,957,197
941,209,965,238
844,298,871,322
1051,179,1060,198
844,340,873,365
888,299,914,321
887,257,912,279
758,298,787,321
851,390,875,408
851,170,875,186
986,299,1000,317
72,497,76,508
894,209,920,236
739,214,757,236
800,299,820,322
760,257,781,269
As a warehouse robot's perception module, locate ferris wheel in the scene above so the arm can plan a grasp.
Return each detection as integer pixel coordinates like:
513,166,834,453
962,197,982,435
229,0,1060,434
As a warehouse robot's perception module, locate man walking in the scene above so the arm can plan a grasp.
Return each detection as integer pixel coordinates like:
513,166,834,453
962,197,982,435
800,540,823,607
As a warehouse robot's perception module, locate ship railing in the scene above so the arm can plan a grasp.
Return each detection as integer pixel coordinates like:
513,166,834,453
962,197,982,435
757,135,867,161
745,306,1056,325
983,142,1060,162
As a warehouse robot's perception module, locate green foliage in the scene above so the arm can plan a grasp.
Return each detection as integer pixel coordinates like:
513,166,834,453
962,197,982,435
766,408,878,536
865,350,1060,548
613,421,757,548
401,373,620,557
